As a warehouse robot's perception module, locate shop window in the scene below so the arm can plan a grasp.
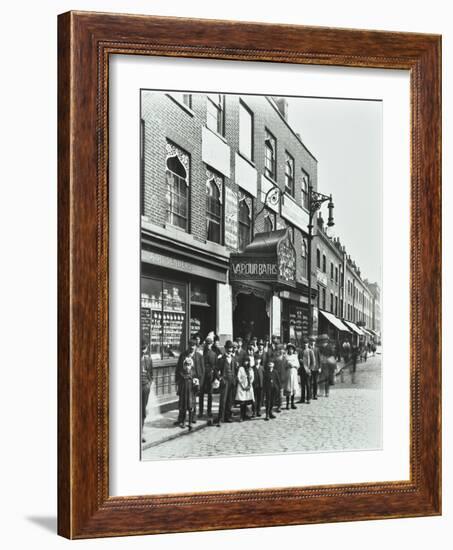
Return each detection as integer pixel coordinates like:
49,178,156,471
166,151,189,231
264,129,276,180
301,172,309,210
207,93,224,135
206,176,223,244
239,101,253,160
238,195,253,251
285,151,295,196
141,278,187,365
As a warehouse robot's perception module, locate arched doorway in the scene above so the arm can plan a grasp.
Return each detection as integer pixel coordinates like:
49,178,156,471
233,292,270,341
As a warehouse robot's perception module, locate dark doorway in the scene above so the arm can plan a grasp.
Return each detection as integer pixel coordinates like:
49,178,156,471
233,292,270,341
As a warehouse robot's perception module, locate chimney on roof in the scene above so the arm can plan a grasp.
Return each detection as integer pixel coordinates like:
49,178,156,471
273,97,288,120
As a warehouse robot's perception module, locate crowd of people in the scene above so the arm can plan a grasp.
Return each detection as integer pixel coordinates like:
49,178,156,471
155,332,372,431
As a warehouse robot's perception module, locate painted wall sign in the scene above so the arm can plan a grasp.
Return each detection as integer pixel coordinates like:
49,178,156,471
224,187,238,250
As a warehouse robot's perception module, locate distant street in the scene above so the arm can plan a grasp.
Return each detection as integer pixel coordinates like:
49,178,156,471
142,353,382,461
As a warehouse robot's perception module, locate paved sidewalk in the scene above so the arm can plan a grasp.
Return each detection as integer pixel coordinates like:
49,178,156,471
142,396,220,451
142,355,382,460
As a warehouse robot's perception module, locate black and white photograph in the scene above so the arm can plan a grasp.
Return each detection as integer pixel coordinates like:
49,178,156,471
140,90,383,461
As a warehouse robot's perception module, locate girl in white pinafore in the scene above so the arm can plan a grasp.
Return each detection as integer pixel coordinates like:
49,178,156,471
284,343,299,410
235,358,255,421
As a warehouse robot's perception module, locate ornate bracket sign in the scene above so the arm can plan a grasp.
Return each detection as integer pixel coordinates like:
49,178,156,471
230,228,296,287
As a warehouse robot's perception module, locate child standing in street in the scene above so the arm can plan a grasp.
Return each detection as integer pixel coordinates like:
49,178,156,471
263,360,280,421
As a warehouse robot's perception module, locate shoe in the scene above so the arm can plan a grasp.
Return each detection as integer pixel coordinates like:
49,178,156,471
306,401,311,404
297,400,304,404
291,405,297,409
173,421,180,426
179,423,185,428
276,409,281,413
269,414,276,419
286,405,289,410
264,417,269,421
192,418,197,424
313,396,318,400
256,413,262,417
188,425,192,431
225,418,233,423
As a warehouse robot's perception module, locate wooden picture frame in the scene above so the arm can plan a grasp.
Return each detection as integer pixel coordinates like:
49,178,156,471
58,11,441,539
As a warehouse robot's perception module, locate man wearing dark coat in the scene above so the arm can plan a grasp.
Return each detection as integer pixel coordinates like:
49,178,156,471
263,360,280,420
252,354,265,417
175,339,205,426
199,336,217,418
215,340,237,426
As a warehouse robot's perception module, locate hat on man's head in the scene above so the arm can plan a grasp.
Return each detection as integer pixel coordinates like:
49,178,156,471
189,337,198,346
224,340,234,349
258,339,264,345
286,342,296,351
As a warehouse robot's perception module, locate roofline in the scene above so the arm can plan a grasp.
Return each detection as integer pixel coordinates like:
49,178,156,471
265,96,318,163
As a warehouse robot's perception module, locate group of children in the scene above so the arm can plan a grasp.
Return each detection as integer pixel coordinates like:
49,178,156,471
174,333,339,430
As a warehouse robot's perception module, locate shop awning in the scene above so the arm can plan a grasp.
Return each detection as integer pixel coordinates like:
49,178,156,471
343,320,365,335
230,228,297,288
319,310,351,332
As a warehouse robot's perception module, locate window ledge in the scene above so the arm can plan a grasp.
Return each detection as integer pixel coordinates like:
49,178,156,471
204,125,227,144
237,150,256,168
166,94,195,116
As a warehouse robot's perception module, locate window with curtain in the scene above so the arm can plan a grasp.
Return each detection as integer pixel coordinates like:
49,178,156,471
166,152,189,231
264,129,276,180
238,195,252,251
239,101,253,160
285,152,295,196
207,94,224,135
206,177,222,244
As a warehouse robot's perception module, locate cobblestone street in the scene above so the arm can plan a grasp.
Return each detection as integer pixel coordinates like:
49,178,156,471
143,353,382,461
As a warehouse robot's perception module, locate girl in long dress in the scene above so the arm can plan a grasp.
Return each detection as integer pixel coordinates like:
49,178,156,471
235,358,255,421
284,343,300,410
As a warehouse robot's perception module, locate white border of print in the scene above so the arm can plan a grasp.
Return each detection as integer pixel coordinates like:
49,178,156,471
109,55,410,497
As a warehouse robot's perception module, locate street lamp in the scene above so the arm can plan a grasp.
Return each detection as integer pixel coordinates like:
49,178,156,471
256,184,334,339
306,185,334,337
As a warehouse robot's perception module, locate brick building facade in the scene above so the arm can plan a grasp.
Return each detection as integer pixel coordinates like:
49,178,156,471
140,91,380,396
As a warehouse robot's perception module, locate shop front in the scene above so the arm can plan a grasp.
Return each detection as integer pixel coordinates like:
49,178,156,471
280,290,310,348
318,309,351,344
230,228,297,344
141,230,229,397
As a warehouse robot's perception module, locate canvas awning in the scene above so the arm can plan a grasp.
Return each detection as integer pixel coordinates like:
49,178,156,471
319,310,351,332
343,320,365,336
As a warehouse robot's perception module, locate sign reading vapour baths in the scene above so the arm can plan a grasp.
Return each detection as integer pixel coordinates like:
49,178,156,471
230,229,296,287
